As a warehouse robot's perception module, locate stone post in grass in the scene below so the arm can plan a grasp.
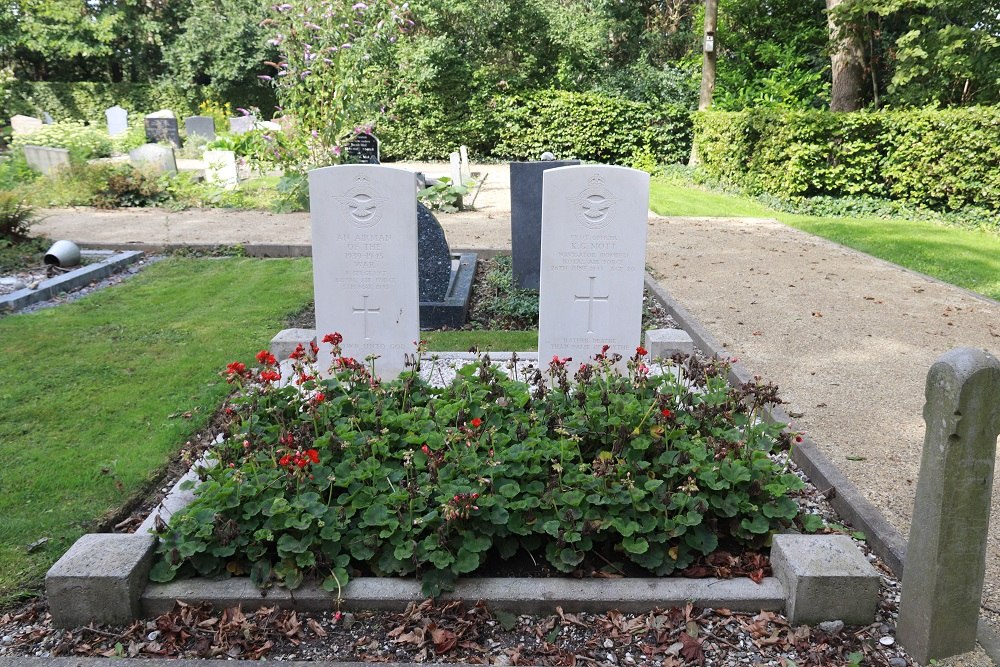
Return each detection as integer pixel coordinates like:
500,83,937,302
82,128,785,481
897,347,1000,664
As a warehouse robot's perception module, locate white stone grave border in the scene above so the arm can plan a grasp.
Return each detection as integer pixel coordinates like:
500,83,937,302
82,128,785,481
46,269,892,633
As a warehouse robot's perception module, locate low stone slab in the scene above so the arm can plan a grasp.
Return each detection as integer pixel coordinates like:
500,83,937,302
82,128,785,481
770,533,880,625
645,328,695,359
143,575,785,617
270,327,318,360
46,533,156,628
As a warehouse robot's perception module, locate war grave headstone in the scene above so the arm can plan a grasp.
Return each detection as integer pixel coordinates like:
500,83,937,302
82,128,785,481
346,132,380,164
459,145,472,180
23,145,71,176
144,110,181,148
417,202,477,329
509,156,581,290
105,105,128,136
229,115,256,134
537,165,650,372
203,150,239,189
185,115,216,141
10,114,43,135
129,143,177,174
309,165,418,378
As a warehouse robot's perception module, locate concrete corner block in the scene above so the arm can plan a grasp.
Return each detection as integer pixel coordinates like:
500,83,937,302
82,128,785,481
270,328,317,360
46,533,156,628
645,328,694,359
771,534,879,626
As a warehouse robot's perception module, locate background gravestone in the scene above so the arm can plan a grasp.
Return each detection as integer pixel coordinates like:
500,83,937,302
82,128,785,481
509,158,581,290
23,145,71,176
417,202,452,303
203,150,238,189
345,133,380,164
10,115,43,135
308,164,418,379
129,143,177,174
184,116,216,141
229,116,255,134
537,164,650,372
105,106,128,136
897,347,1000,664
144,111,181,148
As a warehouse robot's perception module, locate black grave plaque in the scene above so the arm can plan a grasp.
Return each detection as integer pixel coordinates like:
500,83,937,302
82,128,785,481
509,159,580,290
417,202,452,303
346,133,380,164
144,116,182,148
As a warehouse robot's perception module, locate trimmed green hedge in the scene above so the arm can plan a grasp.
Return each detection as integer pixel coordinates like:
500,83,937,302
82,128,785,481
693,107,1000,211
5,81,274,125
378,89,693,167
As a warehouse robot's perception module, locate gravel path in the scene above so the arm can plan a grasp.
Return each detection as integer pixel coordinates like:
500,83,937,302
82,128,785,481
31,161,1000,664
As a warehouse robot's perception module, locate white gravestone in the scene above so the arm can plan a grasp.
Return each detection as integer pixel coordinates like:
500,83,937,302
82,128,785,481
229,116,255,134
537,165,650,372
309,165,419,379
459,145,472,180
129,143,177,174
10,115,43,135
23,145,71,175
105,105,128,136
203,150,239,189
449,151,462,185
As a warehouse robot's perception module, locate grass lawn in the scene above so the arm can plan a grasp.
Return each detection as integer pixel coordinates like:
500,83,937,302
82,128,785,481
424,330,537,352
0,257,314,606
649,179,1000,301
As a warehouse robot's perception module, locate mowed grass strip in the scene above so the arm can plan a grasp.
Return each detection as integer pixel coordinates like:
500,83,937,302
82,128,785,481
650,180,1000,301
0,257,313,606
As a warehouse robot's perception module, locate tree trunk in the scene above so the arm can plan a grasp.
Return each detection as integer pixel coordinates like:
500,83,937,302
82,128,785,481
826,0,865,111
689,0,718,166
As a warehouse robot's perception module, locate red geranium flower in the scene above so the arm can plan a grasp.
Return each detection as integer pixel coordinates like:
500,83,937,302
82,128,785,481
260,370,280,383
322,332,343,346
256,350,277,366
470,417,482,428
636,345,648,356
289,343,306,360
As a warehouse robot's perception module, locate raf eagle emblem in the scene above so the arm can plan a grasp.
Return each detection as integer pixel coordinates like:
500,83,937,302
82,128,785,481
337,176,386,228
568,175,617,229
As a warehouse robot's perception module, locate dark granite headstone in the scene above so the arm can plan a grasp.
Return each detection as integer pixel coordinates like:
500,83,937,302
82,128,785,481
417,202,452,303
346,133,380,164
509,159,580,290
184,115,216,141
144,115,182,148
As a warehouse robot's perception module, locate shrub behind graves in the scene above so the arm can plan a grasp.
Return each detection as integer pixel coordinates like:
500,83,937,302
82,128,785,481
489,90,692,166
91,165,167,209
151,341,809,597
692,106,1000,212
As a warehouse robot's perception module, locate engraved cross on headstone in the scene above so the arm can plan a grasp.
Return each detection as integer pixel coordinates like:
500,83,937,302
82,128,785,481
352,295,381,340
574,276,609,334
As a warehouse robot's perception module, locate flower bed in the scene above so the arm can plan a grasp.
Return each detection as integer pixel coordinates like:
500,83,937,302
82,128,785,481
151,337,815,598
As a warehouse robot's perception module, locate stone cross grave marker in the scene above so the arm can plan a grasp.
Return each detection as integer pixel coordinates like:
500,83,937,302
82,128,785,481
308,165,418,379
23,145,71,176
144,110,181,148
185,116,216,141
105,106,128,136
129,143,177,174
346,132,380,164
229,115,255,134
537,165,650,372
897,347,1000,664
10,115,43,135
509,158,581,290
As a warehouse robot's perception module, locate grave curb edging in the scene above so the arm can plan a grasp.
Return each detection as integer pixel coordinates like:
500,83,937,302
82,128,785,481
643,270,1000,665
0,250,144,313
140,576,785,618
